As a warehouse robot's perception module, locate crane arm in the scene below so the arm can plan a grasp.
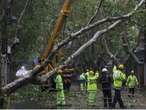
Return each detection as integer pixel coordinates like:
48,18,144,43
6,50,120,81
41,0,71,62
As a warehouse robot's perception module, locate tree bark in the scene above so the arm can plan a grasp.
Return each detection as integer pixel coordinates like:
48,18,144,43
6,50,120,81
0,0,9,107
144,0,146,86
103,38,120,64
2,0,145,95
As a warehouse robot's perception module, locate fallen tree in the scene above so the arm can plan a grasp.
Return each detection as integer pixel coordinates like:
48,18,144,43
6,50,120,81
38,0,145,85
2,0,145,94
103,38,120,64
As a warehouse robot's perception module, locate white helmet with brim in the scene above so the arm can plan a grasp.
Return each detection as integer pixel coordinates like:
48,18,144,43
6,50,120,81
102,68,108,72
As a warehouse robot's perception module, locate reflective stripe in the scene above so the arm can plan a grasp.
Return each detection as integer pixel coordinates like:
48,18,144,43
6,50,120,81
55,74,64,90
88,91,96,105
57,90,65,105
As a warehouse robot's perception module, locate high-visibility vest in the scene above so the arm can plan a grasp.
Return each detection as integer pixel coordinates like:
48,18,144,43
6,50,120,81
80,73,85,80
123,72,126,80
87,71,99,91
55,74,63,90
126,75,138,88
113,66,125,89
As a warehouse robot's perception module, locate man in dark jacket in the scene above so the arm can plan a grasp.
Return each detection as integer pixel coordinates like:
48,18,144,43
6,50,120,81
100,68,112,108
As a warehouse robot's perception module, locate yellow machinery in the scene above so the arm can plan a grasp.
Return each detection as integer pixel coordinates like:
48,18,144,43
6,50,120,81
40,0,71,71
38,0,74,90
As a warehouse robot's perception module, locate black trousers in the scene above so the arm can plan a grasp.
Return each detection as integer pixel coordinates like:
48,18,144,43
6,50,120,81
129,88,135,95
112,89,124,108
102,89,112,107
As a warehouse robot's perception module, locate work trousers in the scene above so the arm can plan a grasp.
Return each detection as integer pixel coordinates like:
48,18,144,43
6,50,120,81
88,90,97,106
102,89,112,108
112,89,124,108
80,82,86,91
80,83,84,91
57,90,65,105
129,88,135,96
63,80,71,92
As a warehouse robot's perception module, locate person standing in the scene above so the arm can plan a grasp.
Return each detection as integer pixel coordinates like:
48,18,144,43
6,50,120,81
112,64,126,108
100,68,112,108
126,70,139,97
80,72,86,91
86,69,99,106
55,69,65,106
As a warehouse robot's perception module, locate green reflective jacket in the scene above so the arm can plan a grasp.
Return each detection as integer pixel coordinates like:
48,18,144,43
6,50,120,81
126,75,138,88
87,71,99,91
113,66,126,89
55,74,63,90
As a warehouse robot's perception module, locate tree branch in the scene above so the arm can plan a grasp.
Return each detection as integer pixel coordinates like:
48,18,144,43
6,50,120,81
103,38,119,63
55,2,143,53
122,35,143,64
14,0,30,38
39,0,145,83
87,0,104,25
2,0,145,94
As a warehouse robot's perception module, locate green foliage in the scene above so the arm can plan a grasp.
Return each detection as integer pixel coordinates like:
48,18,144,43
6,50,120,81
9,0,145,69
3,0,145,105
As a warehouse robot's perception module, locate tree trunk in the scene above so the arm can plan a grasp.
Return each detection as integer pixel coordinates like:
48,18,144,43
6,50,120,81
0,56,4,108
0,0,13,108
144,0,146,86
1,0,145,94
0,45,4,108
1,0,9,86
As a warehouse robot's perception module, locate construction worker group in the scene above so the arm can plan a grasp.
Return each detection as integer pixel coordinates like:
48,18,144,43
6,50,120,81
55,64,139,108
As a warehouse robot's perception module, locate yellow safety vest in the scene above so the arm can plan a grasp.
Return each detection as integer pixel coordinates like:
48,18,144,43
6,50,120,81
113,66,125,89
126,75,138,88
87,71,99,91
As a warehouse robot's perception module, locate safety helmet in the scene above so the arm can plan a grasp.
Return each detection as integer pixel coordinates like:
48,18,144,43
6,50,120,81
21,66,25,70
86,69,89,72
131,70,134,73
118,64,124,69
89,70,94,75
102,68,108,72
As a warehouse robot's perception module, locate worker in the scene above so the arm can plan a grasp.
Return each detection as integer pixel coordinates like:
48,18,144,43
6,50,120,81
86,69,99,106
100,68,112,108
126,70,139,97
112,64,126,108
85,69,89,91
62,65,74,92
80,72,86,91
55,69,65,106
86,69,89,73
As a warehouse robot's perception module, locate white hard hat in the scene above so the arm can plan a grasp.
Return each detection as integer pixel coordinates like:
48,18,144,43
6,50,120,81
21,66,25,69
102,68,108,72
